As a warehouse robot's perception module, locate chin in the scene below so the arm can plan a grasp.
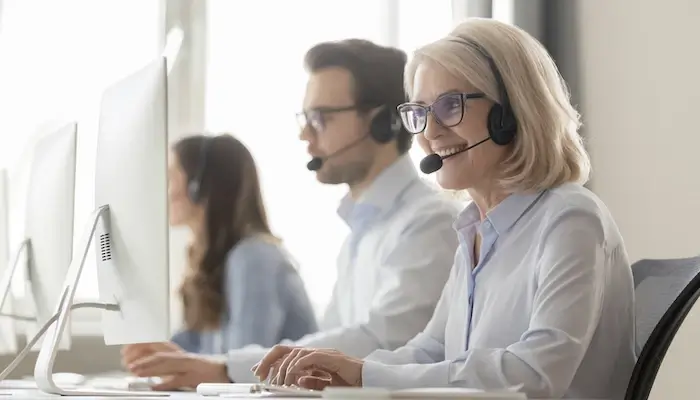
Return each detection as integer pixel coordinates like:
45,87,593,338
436,171,471,191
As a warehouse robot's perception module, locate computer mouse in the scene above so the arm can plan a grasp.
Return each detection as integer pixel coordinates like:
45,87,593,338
126,376,162,391
52,372,86,386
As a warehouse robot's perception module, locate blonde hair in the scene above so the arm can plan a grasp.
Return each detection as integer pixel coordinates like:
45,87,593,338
406,18,590,193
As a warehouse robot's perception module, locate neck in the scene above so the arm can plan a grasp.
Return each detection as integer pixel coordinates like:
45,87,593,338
467,184,509,221
348,149,400,200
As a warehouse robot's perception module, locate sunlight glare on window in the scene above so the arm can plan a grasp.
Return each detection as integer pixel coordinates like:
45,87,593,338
0,0,160,300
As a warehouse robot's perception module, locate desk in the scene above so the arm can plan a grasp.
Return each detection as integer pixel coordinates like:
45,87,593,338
0,389,603,400
1,388,200,399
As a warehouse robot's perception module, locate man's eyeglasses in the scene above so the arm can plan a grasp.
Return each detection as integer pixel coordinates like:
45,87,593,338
296,105,359,133
397,92,485,134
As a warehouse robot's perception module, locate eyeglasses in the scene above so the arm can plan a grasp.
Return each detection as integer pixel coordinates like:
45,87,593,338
397,92,485,134
296,105,359,133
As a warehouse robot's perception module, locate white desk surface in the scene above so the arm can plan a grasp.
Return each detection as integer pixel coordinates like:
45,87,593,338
0,388,602,399
0,381,601,399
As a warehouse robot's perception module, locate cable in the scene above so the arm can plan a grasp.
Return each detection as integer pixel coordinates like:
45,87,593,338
0,302,119,381
0,313,36,322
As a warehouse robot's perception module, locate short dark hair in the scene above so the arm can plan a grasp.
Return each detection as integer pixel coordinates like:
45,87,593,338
304,39,412,154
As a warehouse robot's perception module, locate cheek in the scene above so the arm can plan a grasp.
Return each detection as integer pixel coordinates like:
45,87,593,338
168,188,191,211
417,134,431,154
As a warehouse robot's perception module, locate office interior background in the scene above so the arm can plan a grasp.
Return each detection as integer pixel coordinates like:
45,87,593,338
0,0,698,376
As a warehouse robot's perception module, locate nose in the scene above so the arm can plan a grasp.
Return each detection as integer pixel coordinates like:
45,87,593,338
423,114,443,141
299,124,314,142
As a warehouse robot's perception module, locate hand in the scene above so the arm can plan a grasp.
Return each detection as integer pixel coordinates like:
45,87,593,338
252,345,363,390
127,351,229,391
121,342,182,368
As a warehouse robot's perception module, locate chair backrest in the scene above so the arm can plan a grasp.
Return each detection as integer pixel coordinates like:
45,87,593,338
625,255,700,400
632,256,700,354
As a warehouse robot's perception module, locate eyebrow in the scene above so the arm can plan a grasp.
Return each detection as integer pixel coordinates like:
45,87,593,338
412,89,462,104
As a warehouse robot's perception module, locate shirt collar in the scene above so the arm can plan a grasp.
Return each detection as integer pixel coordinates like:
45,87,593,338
453,190,545,236
337,156,419,227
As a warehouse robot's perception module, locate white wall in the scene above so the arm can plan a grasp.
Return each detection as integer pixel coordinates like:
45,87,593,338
577,0,700,263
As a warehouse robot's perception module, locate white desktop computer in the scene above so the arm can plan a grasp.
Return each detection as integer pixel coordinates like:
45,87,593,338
33,56,171,397
24,123,77,350
0,168,18,355
0,123,77,353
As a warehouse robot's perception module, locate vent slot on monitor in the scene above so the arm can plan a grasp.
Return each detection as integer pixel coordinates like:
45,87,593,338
99,233,112,261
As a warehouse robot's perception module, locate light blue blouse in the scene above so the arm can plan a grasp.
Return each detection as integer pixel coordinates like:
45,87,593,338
171,236,318,354
362,183,637,399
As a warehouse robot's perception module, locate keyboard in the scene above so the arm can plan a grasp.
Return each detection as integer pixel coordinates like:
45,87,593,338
197,382,321,397
86,376,162,391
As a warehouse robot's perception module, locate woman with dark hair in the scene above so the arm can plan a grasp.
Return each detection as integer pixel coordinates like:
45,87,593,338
122,134,317,365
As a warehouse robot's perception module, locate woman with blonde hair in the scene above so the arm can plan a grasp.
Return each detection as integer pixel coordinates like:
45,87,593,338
251,18,636,399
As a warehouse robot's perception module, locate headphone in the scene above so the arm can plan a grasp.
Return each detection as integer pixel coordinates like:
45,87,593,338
368,104,404,144
187,136,212,203
449,37,518,146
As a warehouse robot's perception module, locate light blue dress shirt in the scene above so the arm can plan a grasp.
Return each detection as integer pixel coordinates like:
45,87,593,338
224,156,462,383
362,183,637,399
171,236,318,354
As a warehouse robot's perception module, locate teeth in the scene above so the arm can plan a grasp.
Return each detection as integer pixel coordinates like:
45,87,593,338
435,145,468,158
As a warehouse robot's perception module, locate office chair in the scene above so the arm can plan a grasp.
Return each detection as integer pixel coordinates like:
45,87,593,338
625,255,700,400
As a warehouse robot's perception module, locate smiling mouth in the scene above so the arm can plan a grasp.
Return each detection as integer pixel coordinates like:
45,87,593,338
434,144,469,158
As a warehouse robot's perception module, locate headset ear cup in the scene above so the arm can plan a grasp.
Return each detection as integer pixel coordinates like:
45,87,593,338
487,105,517,146
187,180,200,203
369,107,397,144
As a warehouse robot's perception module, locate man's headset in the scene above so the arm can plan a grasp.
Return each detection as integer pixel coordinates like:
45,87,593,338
306,105,404,171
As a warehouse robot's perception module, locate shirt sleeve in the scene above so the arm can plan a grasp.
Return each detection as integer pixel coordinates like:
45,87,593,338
225,208,459,383
361,207,608,399
224,243,286,350
364,257,458,365
170,329,201,353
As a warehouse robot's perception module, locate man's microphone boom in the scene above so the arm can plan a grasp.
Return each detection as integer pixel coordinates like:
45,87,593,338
306,135,370,171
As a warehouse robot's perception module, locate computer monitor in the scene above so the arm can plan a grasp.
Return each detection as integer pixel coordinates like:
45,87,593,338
0,168,18,355
34,56,170,397
0,124,77,354
24,123,77,350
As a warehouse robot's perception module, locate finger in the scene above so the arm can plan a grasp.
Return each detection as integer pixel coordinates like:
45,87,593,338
288,351,342,377
121,345,154,365
283,350,312,386
162,342,182,352
122,352,151,367
254,345,295,380
274,348,302,385
151,375,185,391
309,368,332,380
297,375,331,391
266,360,282,384
129,353,186,377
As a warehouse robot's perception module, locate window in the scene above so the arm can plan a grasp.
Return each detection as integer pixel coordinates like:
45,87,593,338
398,1,454,182
206,0,453,314
0,0,161,330
492,0,515,24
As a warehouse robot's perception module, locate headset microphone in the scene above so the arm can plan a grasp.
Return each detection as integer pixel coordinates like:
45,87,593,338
419,137,492,174
306,134,370,171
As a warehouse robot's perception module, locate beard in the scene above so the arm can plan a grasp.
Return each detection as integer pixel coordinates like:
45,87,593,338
315,159,372,186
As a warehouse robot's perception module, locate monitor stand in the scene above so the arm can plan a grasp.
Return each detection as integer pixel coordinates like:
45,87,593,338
0,239,40,323
33,205,167,397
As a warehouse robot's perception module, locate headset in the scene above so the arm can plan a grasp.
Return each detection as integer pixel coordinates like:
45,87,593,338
187,136,213,203
448,36,518,146
306,103,404,171
368,104,404,144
